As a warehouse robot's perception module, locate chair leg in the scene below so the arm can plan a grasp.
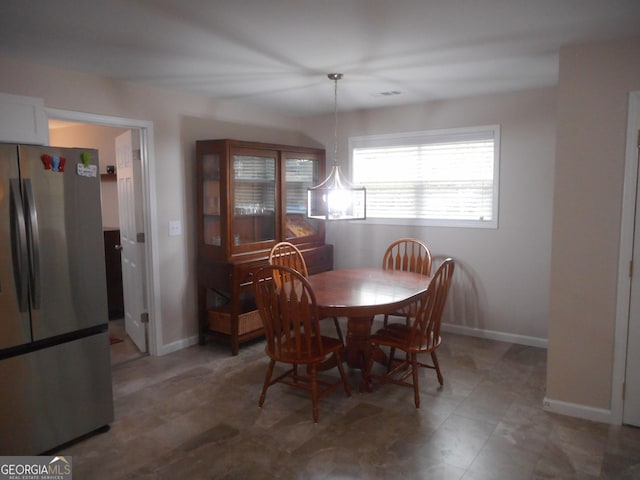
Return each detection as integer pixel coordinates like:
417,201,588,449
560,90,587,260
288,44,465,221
411,353,420,408
383,314,389,327
310,364,319,423
387,347,396,372
431,351,444,386
333,317,344,343
293,363,299,384
334,350,352,397
259,359,276,407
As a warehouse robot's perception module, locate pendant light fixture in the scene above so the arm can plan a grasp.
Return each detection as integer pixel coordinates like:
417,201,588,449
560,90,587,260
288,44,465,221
307,73,366,220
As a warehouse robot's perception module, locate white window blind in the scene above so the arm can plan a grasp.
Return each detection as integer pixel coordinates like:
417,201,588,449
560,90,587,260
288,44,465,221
233,155,276,211
351,125,500,228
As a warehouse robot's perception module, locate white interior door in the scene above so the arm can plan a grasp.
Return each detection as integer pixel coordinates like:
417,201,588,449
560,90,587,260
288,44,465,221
625,130,640,426
116,130,147,353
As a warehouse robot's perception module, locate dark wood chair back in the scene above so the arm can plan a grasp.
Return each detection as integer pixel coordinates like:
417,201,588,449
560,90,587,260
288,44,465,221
269,241,309,285
382,238,432,276
381,238,433,326
269,241,344,342
254,265,322,362
410,258,455,349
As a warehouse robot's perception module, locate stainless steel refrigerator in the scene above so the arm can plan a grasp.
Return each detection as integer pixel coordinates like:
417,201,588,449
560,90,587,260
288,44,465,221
0,143,114,454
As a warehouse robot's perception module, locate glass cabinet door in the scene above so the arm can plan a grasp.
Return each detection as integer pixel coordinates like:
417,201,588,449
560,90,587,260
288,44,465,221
202,154,221,246
231,150,276,246
284,154,322,240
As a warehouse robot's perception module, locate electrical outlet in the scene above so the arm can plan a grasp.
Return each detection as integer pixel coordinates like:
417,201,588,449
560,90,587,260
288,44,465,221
168,220,182,236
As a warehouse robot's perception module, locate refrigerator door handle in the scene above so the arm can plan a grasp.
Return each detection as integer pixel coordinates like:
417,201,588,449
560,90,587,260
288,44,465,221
23,179,41,310
9,178,29,312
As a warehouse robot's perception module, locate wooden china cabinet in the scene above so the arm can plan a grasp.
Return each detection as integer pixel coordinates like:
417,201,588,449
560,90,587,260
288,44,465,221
196,139,333,355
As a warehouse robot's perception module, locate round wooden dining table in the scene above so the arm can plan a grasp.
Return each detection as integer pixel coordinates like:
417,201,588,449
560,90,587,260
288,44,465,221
306,268,431,369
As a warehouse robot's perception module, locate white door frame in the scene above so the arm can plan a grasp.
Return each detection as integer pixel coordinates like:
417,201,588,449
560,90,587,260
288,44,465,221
613,90,640,423
45,108,161,356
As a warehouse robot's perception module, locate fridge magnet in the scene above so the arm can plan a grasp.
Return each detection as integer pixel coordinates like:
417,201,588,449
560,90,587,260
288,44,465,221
51,156,66,172
41,154,52,170
40,154,67,172
77,151,97,177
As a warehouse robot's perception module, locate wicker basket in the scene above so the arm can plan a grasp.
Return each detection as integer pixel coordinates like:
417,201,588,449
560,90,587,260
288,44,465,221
208,308,263,336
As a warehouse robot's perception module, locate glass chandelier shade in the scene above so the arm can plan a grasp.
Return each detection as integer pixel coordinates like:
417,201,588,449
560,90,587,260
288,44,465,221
307,73,366,221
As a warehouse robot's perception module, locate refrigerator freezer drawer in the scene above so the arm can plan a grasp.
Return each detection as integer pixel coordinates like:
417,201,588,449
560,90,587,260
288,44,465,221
0,332,114,455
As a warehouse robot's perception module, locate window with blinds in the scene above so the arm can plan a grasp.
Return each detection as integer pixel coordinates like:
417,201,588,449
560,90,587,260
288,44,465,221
351,125,500,228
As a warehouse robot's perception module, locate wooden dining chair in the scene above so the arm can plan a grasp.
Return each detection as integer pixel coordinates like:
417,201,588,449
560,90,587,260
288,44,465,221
254,265,352,423
362,258,455,408
381,238,433,326
269,241,309,279
269,241,344,342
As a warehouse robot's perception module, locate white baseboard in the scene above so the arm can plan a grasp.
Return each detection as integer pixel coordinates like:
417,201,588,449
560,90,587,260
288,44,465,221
543,397,612,424
442,326,615,424
157,334,200,356
441,323,548,348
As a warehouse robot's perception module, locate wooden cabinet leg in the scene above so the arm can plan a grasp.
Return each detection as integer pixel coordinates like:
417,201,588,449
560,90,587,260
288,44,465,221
231,312,240,355
198,287,207,345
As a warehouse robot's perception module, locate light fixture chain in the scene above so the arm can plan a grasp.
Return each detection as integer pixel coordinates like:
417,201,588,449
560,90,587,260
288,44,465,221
333,75,339,165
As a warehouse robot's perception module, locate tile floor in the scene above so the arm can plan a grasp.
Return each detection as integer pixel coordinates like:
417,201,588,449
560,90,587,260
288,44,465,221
60,318,640,479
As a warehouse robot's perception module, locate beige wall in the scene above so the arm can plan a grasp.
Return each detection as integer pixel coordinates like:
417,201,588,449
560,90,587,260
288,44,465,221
547,37,640,411
302,87,557,343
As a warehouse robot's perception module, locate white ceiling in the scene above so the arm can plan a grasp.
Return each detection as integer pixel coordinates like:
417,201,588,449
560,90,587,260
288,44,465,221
1,0,639,117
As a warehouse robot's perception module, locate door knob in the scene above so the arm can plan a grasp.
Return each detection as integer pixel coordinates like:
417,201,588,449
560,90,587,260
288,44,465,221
115,244,123,251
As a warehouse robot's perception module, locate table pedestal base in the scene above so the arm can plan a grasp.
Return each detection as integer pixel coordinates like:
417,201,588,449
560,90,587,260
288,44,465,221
315,316,388,377
345,316,387,370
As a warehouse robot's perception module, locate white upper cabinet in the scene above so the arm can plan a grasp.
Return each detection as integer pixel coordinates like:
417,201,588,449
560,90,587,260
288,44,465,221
0,93,48,145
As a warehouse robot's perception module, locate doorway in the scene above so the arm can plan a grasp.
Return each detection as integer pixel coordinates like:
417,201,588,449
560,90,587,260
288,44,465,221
45,109,159,365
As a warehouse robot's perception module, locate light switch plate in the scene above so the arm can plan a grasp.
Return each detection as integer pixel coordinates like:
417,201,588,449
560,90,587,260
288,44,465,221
169,220,182,236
